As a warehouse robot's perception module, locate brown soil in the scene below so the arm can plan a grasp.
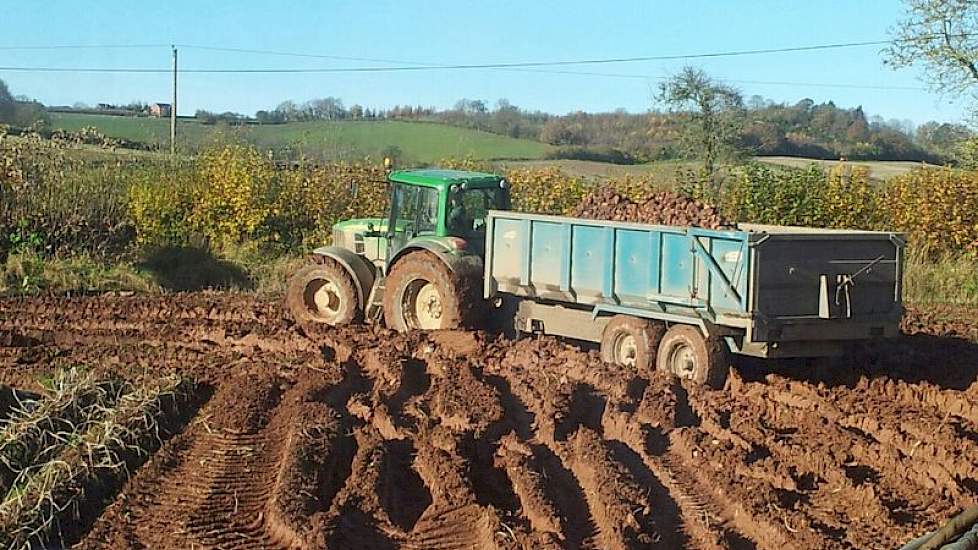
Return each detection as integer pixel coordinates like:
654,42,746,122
0,293,976,549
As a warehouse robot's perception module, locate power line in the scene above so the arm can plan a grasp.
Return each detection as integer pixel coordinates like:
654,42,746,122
179,38,897,67
176,44,425,65
0,37,908,75
493,67,928,91
0,65,927,91
174,41,930,91
0,37,935,90
0,43,170,51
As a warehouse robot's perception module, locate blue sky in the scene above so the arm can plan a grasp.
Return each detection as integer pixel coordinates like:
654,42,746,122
0,0,969,124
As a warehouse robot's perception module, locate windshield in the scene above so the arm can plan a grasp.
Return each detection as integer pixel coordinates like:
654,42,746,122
446,187,509,236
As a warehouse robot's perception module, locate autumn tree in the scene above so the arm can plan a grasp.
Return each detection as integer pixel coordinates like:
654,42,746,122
885,0,978,96
656,67,746,179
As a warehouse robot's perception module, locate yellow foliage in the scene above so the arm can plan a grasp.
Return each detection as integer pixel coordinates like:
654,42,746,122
882,167,978,256
820,164,876,229
607,174,661,201
269,162,388,246
506,166,585,214
190,144,275,242
129,170,194,246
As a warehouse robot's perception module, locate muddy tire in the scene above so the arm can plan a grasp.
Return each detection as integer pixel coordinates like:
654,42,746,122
600,315,665,375
656,324,729,388
285,258,360,327
384,252,468,332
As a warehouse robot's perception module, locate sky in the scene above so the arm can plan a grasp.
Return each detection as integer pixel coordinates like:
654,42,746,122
0,0,970,125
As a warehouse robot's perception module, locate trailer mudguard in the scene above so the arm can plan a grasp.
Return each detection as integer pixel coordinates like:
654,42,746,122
312,246,376,308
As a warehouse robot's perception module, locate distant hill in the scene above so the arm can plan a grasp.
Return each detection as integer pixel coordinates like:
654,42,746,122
46,112,551,164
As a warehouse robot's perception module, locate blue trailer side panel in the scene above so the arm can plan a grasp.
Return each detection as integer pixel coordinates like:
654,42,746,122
570,225,609,301
614,229,657,307
528,221,564,293
661,233,694,300
486,211,751,317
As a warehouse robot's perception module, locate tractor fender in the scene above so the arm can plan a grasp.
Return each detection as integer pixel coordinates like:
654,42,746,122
387,242,483,279
312,246,376,309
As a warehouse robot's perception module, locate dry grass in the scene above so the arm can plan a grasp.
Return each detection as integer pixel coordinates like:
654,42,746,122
904,250,978,306
0,372,189,549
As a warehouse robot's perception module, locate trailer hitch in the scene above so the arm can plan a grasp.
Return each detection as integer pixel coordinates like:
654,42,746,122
832,254,886,318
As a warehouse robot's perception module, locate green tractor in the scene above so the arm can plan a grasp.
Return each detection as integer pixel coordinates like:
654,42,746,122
286,169,510,332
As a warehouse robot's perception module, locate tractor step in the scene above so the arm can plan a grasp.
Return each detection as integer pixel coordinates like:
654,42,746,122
365,279,386,322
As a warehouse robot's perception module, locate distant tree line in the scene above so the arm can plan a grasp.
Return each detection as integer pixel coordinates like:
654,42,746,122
250,90,961,165
195,110,249,125
0,79,47,128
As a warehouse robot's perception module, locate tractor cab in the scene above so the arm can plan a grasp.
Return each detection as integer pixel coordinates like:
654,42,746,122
383,169,511,266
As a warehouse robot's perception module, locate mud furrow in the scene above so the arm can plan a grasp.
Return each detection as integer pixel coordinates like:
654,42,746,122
408,439,502,549
601,404,742,549
664,429,800,549
693,376,957,547
494,434,563,542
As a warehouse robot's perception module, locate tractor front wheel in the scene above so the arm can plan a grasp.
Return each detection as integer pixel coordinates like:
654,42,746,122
286,258,360,327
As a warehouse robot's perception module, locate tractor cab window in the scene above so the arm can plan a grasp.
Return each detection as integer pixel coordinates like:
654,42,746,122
390,183,439,237
416,186,439,234
447,187,509,236
390,184,420,234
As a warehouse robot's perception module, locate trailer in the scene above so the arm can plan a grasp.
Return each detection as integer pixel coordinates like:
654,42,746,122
484,210,905,386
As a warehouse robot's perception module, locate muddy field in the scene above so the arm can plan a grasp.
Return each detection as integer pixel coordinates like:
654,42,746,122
0,293,976,549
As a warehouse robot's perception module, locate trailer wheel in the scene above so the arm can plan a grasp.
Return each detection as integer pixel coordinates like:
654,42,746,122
656,324,729,388
286,258,359,327
600,316,664,374
384,252,464,332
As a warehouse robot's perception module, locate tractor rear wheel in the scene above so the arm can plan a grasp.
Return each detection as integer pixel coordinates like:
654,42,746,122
384,252,468,332
286,258,359,327
656,324,729,388
600,315,664,375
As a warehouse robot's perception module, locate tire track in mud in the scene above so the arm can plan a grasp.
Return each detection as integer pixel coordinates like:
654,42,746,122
1,293,976,549
81,371,314,549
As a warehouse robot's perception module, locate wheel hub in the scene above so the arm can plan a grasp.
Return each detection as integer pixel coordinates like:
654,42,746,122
614,333,638,367
669,342,697,379
413,282,443,329
306,279,342,319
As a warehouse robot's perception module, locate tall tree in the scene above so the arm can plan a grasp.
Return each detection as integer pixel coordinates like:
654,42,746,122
885,1,978,96
656,67,746,178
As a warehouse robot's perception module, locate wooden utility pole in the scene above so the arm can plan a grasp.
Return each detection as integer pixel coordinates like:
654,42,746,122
170,45,177,156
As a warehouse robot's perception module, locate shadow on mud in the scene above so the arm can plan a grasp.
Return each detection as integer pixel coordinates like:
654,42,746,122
738,333,978,391
138,246,253,292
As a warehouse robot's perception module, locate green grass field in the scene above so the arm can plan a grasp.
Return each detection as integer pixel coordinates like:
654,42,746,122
47,112,550,164
755,156,936,180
